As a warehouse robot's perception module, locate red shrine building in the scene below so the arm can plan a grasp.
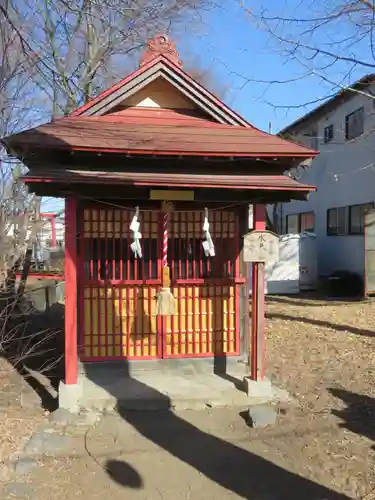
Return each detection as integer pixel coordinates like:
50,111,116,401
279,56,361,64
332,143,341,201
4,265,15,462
2,35,317,408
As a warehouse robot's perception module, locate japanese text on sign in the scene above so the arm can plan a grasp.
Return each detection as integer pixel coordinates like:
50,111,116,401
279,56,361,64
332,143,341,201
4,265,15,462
243,230,279,263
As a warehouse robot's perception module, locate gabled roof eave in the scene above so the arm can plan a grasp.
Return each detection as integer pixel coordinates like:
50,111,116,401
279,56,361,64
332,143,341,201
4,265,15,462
70,55,251,127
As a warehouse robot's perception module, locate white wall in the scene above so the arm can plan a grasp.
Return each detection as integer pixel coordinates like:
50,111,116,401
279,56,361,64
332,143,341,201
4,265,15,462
280,85,375,276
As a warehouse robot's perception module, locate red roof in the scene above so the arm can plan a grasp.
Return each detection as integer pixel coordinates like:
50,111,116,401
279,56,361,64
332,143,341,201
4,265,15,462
1,35,318,164
6,115,317,158
23,169,315,192
70,52,251,128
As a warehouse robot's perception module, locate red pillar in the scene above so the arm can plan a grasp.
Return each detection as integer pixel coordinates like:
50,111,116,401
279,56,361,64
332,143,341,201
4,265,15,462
65,196,78,385
251,204,266,381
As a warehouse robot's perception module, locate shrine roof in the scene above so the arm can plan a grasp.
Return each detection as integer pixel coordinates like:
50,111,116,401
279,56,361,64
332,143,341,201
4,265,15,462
4,114,317,158
2,35,318,162
23,168,315,192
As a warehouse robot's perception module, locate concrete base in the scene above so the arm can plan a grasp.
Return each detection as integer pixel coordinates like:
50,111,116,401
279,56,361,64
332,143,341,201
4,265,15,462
57,362,291,413
248,405,278,428
78,364,250,411
58,380,83,414
243,377,273,398
243,376,290,403
75,361,271,412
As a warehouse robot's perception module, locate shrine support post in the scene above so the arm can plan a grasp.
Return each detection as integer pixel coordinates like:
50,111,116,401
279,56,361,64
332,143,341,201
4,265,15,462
58,194,83,413
65,195,78,385
251,205,266,381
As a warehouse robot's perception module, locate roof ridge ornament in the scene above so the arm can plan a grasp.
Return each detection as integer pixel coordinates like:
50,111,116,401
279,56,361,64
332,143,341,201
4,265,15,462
140,34,182,68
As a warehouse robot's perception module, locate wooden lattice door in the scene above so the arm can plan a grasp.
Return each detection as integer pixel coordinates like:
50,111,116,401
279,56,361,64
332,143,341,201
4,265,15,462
163,209,240,357
80,206,161,360
79,205,241,361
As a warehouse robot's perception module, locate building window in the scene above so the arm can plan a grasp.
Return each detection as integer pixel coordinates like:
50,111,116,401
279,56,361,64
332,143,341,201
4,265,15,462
300,212,315,232
286,214,299,233
307,127,319,149
286,211,315,234
349,203,374,234
324,124,334,143
327,206,348,235
327,203,374,235
345,107,364,140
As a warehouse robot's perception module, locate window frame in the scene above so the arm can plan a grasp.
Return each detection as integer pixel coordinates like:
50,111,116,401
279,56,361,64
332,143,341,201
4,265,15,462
327,206,348,236
300,211,315,232
345,107,364,141
286,211,315,234
309,126,319,150
286,213,299,234
323,124,334,144
348,202,375,235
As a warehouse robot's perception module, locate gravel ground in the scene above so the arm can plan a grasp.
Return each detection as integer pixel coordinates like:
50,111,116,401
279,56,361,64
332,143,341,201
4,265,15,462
1,294,375,499
266,295,375,412
0,303,63,478
0,362,45,476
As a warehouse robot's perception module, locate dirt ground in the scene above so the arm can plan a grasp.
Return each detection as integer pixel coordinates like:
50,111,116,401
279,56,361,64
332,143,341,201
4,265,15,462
1,294,375,499
266,295,375,411
0,303,63,477
266,295,375,498
0,362,45,473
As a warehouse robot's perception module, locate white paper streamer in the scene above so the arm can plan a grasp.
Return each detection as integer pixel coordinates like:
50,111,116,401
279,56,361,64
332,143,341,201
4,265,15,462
202,207,215,257
130,206,142,258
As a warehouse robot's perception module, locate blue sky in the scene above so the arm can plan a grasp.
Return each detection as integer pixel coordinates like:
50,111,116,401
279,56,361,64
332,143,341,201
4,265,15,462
177,0,372,133
42,0,372,211
19,0,372,135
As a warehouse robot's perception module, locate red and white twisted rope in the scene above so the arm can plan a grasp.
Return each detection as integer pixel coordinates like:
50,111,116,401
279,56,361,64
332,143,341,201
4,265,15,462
163,211,168,268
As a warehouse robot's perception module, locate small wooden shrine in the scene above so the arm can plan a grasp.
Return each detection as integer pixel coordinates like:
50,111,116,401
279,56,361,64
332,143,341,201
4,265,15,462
2,35,317,391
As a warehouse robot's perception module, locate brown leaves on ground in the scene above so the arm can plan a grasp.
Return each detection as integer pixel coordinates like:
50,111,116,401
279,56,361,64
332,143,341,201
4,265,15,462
266,295,375,411
0,359,44,469
266,294,375,498
1,294,375,497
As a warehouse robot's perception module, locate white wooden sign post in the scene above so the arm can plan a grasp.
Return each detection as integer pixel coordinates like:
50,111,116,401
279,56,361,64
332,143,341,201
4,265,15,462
243,230,279,381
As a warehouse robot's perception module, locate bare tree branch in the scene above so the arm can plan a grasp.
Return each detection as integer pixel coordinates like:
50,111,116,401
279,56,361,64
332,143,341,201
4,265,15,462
4,0,213,115
238,0,375,108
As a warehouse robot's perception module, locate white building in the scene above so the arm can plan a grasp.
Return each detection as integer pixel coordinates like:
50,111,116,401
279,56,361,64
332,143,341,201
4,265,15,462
278,74,375,278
